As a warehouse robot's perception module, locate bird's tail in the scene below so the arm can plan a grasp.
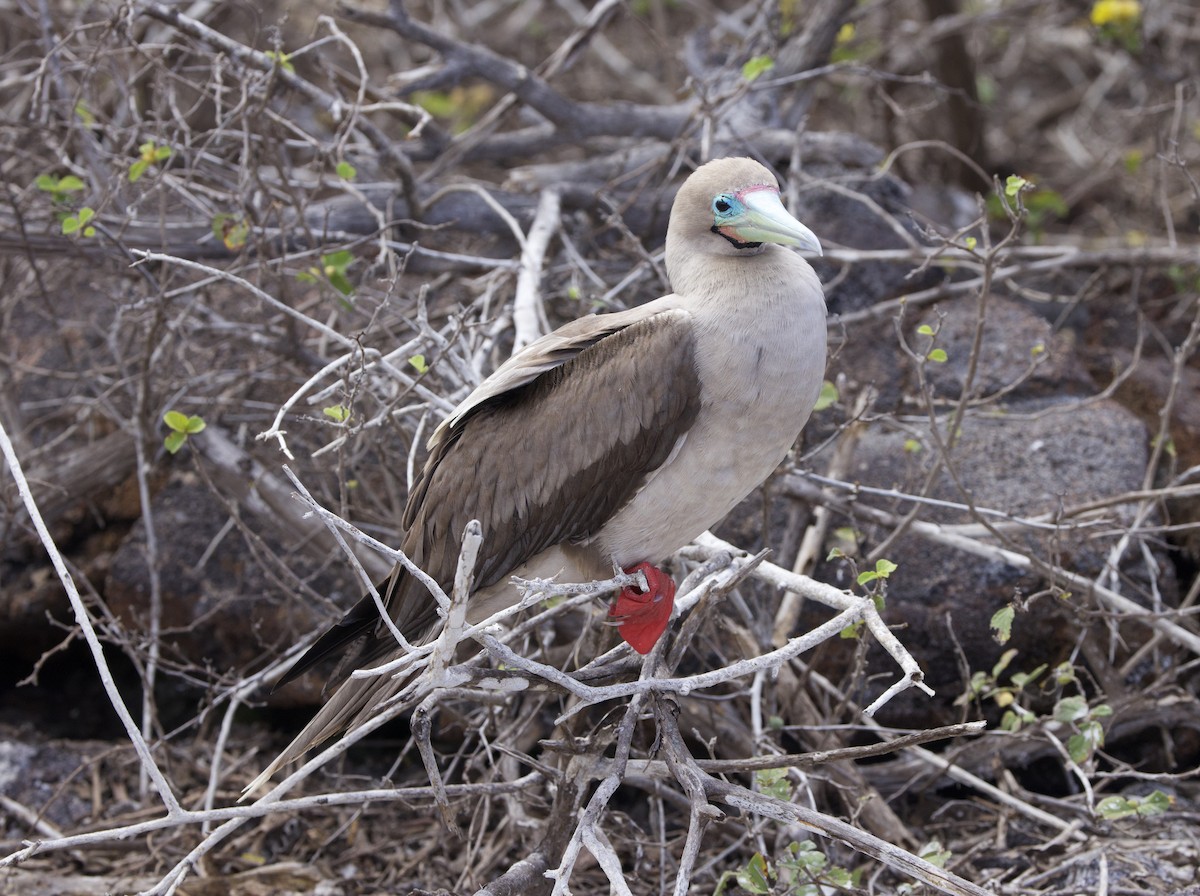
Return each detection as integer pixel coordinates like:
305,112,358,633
240,662,416,800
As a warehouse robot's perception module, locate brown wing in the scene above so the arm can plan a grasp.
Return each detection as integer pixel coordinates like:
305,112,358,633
277,308,700,687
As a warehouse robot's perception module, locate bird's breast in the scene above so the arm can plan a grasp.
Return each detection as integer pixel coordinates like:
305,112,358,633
596,267,827,567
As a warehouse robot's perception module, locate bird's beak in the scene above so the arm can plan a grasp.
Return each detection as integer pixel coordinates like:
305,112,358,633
732,187,823,255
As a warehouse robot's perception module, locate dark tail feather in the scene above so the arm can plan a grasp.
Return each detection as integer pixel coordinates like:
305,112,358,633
273,591,382,691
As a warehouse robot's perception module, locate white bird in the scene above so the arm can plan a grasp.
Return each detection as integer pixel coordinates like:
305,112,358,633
248,157,827,791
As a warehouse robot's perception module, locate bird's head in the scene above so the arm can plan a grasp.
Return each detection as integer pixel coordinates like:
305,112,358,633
665,158,822,281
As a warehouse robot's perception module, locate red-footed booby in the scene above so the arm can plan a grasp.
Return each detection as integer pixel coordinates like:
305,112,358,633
248,157,826,790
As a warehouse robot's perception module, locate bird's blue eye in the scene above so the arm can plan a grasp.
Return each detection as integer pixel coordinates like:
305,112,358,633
712,195,736,216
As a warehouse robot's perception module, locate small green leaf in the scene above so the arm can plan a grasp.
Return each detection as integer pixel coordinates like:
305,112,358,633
903,438,922,453
927,348,948,363
164,431,187,454
839,621,864,639
323,249,354,268
1054,696,1088,724
1005,174,1030,197
755,767,792,801
212,213,250,250
736,853,772,894
991,649,1018,678
409,354,429,374
919,840,952,868
265,50,294,73
129,159,149,183
323,405,351,423
1068,730,1095,764
964,236,977,250
328,270,354,296
917,324,935,336
183,416,206,434
1009,664,1045,689
741,54,775,82
813,380,838,411
335,161,357,180
1138,789,1173,816
77,207,94,225
1053,662,1076,685
990,605,1015,643
788,840,827,873
1096,795,1137,820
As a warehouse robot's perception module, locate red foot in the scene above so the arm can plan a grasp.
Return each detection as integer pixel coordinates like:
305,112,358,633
608,562,676,654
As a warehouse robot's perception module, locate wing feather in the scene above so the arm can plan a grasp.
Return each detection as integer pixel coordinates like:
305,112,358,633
278,308,700,688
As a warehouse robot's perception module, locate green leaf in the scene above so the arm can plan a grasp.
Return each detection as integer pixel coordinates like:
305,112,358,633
741,54,775,82
265,50,294,73
917,324,935,336
323,249,355,268
212,213,250,250
736,854,772,894
927,347,948,363
990,606,1014,643
1009,663,1045,689
964,236,977,250
328,270,354,297
183,415,206,434
1138,789,1173,816
323,405,351,423
1095,795,1138,820
991,648,1017,678
164,431,187,454
77,207,94,225
903,438,922,453
1005,174,1030,197
1067,732,1090,764
813,380,838,411
409,354,429,374
1054,696,1088,723
129,158,149,183
163,410,191,432
919,840,952,868
336,161,357,180
755,767,792,801
61,217,80,235
787,840,827,873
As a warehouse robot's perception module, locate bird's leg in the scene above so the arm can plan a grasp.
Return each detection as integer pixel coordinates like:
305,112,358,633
608,561,676,654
